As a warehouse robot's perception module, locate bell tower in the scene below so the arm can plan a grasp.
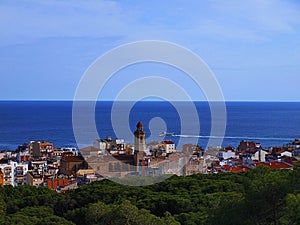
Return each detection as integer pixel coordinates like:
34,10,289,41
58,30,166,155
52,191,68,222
134,121,146,167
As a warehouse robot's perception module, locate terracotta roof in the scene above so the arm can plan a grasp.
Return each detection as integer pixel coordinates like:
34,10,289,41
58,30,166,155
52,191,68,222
136,121,143,128
222,165,251,173
223,165,231,171
255,161,293,169
268,162,293,169
231,166,250,173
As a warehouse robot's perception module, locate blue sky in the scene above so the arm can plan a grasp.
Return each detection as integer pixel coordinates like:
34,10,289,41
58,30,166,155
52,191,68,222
0,0,299,101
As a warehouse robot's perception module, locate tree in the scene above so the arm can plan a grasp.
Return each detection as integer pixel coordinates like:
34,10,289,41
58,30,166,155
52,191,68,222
0,193,6,216
280,194,300,225
245,166,291,225
85,200,177,225
161,212,180,225
85,201,112,225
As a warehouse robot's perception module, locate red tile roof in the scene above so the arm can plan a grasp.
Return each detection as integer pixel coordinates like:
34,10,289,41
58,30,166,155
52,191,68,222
268,162,293,169
255,161,293,169
136,121,143,128
221,165,250,173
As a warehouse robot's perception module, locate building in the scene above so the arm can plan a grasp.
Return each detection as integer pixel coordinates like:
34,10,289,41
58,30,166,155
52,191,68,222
255,161,293,170
287,139,300,148
0,161,28,186
14,163,28,186
238,140,261,151
218,147,236,160
110,139,126,155
61,147,79,156
279,150,293,158
184,157,206,176
54,148,64,158
270,147,293,159
86,154,136,178
53,147,79,163
134,121,146,168
0,164,13,186
83,122,263,179
17,151,30,163
29,140,54,160
82,122,160,178
0,151,17,161
161,140,176,154
0,169,4,186
29,160,48,176
27,171,44,186
59,153,87,176
93,139,108,151
46,177,71,190
251,149,269,162
76,169,96,178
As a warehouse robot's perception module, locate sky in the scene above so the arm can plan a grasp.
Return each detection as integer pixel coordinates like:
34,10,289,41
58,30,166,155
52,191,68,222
0,0,300,101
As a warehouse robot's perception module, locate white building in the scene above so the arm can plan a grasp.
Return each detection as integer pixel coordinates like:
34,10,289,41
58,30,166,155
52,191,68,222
287,140,300,149
161,140,176,154
93,139,107,151
279,151,293,158
218,149,236,160
93,139,111,154
30,160,48,176
0,161,28,186
252,149,269,162
14,163,28,186
0,163,13,186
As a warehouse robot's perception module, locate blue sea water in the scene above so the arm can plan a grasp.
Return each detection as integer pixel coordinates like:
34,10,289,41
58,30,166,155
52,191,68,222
0,101,300,150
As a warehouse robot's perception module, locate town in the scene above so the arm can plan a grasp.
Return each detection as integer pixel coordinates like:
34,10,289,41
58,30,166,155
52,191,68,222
0,121,299,192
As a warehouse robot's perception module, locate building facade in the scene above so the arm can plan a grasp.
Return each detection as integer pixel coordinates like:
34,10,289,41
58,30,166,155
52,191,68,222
0,161,28,186
29,140,54,160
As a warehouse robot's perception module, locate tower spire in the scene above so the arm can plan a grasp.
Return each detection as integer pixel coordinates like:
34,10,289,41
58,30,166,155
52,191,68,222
134,121,146,167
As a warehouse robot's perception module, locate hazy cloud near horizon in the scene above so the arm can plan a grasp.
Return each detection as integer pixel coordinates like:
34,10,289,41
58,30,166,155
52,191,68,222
0,0,299,101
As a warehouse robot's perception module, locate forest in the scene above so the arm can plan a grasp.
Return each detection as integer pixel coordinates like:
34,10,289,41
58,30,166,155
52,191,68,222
0,165,299,225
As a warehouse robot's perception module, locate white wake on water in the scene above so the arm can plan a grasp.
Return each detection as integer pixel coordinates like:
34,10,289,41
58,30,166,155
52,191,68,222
174,134,292,141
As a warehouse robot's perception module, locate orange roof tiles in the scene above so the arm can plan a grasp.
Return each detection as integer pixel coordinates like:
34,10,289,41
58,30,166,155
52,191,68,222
254,161,293,169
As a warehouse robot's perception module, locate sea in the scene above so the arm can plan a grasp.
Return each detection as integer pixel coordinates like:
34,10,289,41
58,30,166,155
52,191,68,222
0,101,300,150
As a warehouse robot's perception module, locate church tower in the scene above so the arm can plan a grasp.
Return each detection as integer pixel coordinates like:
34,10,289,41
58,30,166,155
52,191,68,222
134,121,146,167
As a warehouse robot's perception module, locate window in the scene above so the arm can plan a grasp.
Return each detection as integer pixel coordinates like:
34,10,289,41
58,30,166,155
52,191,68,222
122,163,128,171
114,163,120,171
109,163,113,172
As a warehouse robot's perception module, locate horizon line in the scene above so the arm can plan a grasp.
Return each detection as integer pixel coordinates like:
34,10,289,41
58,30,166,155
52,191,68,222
1,99,300,103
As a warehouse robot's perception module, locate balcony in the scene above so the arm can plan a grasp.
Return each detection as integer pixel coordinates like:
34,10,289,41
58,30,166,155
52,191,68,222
16,177,24,181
